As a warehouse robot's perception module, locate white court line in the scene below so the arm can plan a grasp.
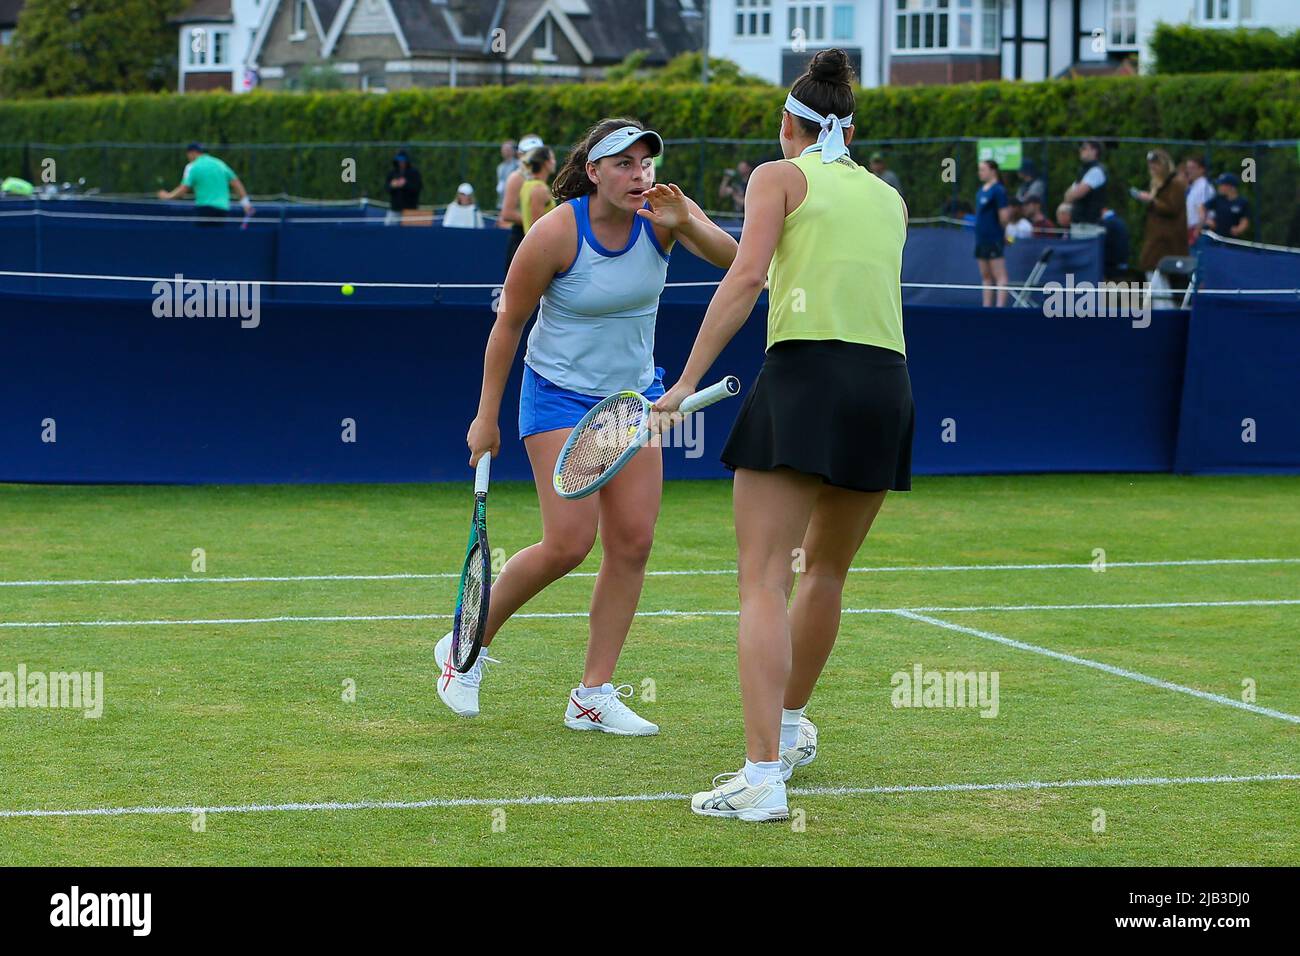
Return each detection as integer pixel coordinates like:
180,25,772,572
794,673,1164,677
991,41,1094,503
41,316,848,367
1,772,1295,820
893,610,1300,724
3,556,1298,588
3,598,1299,630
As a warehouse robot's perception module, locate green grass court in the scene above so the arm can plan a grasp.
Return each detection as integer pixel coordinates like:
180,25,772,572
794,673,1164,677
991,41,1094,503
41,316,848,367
1,474,1297,865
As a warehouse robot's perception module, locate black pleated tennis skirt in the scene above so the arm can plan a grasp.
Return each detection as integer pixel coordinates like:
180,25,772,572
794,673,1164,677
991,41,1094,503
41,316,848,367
720,339,914,492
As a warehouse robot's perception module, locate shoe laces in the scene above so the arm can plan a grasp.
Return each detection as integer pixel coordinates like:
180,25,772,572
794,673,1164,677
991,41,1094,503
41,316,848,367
710,770,744,790
589,683,636,716
459,652,500,688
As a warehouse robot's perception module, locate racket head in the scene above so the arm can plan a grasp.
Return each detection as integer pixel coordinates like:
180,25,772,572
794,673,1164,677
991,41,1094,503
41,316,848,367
450,510,490,672
553,391,651,500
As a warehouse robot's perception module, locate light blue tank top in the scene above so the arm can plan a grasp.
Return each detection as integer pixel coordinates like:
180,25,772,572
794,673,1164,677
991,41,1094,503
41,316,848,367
524,193,670,396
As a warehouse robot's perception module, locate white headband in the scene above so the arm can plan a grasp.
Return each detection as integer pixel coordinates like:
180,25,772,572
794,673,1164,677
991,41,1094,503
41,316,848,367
784,92,853,164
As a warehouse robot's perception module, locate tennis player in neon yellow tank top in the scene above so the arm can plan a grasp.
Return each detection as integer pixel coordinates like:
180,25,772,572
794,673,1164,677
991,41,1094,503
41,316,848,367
655,49,915,821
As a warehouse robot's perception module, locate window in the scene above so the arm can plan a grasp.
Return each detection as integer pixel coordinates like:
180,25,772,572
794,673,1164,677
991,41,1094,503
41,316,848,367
186,28,230,67
1107,0,1137,49
894,0,998,53
292,0,307,35
1200,0,1252,21
0,29,13,47
533,16,556,60
734,0,772,38
832,4,854,40
788,3,828,43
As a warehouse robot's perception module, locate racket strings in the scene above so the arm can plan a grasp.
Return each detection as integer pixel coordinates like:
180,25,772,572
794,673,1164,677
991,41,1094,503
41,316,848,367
556,395,647,496
453,545,486,667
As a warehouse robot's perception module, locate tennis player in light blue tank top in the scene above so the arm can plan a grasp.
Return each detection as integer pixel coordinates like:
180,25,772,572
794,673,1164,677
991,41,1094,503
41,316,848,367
437,118,738,733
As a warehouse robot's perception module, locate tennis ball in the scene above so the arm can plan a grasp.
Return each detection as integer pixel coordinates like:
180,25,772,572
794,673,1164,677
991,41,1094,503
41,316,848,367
341,284,355,296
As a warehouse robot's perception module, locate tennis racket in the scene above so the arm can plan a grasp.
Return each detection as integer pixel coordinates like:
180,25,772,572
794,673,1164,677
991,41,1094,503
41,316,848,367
553,376,741,500
450,453,492,672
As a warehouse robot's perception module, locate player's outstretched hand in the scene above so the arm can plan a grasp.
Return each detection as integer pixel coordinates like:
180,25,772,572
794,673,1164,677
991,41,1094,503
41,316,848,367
637,184,690,230
467,416,500,467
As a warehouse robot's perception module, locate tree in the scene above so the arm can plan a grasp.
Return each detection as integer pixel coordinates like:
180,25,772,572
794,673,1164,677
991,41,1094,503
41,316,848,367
1,0,187,98
605,50,771,86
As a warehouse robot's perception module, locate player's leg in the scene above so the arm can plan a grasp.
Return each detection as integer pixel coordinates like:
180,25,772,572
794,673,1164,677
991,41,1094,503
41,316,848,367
775,485,887,778
732,466,823,762
691,465,820,819
786,484,888,709
562,441,663,735
482,428,600,646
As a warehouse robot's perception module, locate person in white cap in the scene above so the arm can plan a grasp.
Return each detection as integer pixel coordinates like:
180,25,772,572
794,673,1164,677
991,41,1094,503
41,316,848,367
498,133,545,270
438,118,737,735
443,182,484,229
654,49,914,820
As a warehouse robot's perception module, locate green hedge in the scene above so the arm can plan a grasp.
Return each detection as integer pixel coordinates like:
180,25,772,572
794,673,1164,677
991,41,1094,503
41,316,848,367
1,71,1297,245
1151,23,1300,74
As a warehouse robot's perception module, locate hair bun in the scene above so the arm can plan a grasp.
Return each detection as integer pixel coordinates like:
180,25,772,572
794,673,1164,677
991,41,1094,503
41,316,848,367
809,48,852,84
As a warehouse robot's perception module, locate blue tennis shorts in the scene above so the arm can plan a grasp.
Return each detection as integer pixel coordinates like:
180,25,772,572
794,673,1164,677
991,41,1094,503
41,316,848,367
519,364,665,439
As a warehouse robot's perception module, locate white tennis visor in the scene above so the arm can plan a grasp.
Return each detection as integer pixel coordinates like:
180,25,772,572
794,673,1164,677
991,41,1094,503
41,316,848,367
588,126,664,163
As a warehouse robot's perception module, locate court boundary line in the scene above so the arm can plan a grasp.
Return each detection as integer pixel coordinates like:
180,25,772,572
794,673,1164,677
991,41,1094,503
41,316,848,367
3,597,1298,630
892,610,1300,724
3,556,1297,589
1,772,1295,820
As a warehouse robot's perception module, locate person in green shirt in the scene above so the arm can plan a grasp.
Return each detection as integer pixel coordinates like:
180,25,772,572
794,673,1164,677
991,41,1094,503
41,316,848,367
158,143,254,223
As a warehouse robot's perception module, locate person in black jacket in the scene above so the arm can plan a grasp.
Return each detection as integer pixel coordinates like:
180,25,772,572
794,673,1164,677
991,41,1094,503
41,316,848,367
385,150,423,224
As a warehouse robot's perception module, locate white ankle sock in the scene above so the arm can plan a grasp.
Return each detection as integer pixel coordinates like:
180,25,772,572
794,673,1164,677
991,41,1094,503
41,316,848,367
744,759,783,786
576,682,611,699
780,706,806,750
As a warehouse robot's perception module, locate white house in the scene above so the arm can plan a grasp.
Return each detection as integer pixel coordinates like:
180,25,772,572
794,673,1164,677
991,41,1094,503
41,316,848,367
710,0,1300,87
173,0,270,93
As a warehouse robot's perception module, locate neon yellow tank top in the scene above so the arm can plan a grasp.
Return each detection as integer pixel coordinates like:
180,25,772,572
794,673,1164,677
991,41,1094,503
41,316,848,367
766,151,907,356
520,178,555,234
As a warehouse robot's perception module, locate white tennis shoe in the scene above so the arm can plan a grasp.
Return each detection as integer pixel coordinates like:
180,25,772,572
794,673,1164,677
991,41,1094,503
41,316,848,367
563,684,659,736
779,715,818,781
434,631,498,718
691,769,789,822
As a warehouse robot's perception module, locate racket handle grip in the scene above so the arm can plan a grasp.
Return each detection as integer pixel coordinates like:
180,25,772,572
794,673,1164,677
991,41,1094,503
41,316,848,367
679,375,741,415
473,453,491,494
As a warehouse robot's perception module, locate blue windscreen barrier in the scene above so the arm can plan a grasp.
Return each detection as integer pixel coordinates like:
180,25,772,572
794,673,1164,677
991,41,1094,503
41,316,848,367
2,290,1196,484
1193,232,1300,301
1,208,1295,483
901,226,1105,306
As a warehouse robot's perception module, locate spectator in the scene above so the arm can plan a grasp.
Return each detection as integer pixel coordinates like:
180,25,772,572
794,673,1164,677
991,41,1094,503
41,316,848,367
495,139,519,211
1064,140,1108,225
1004,198,1033,241
518,146,556,237
1022,195,1055,237
940,196,974,219
500,133,544,270
869,151,903,196
157,143,253,225
1015,159,1046,206
1055,202,1073,230
718,159,754,214
1204,173,1251,239
1133,149,1188,303
443,182,485,229
974,159,1011,307
1099,207,1131,282
385,150,423,225
1182,153,1213,244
